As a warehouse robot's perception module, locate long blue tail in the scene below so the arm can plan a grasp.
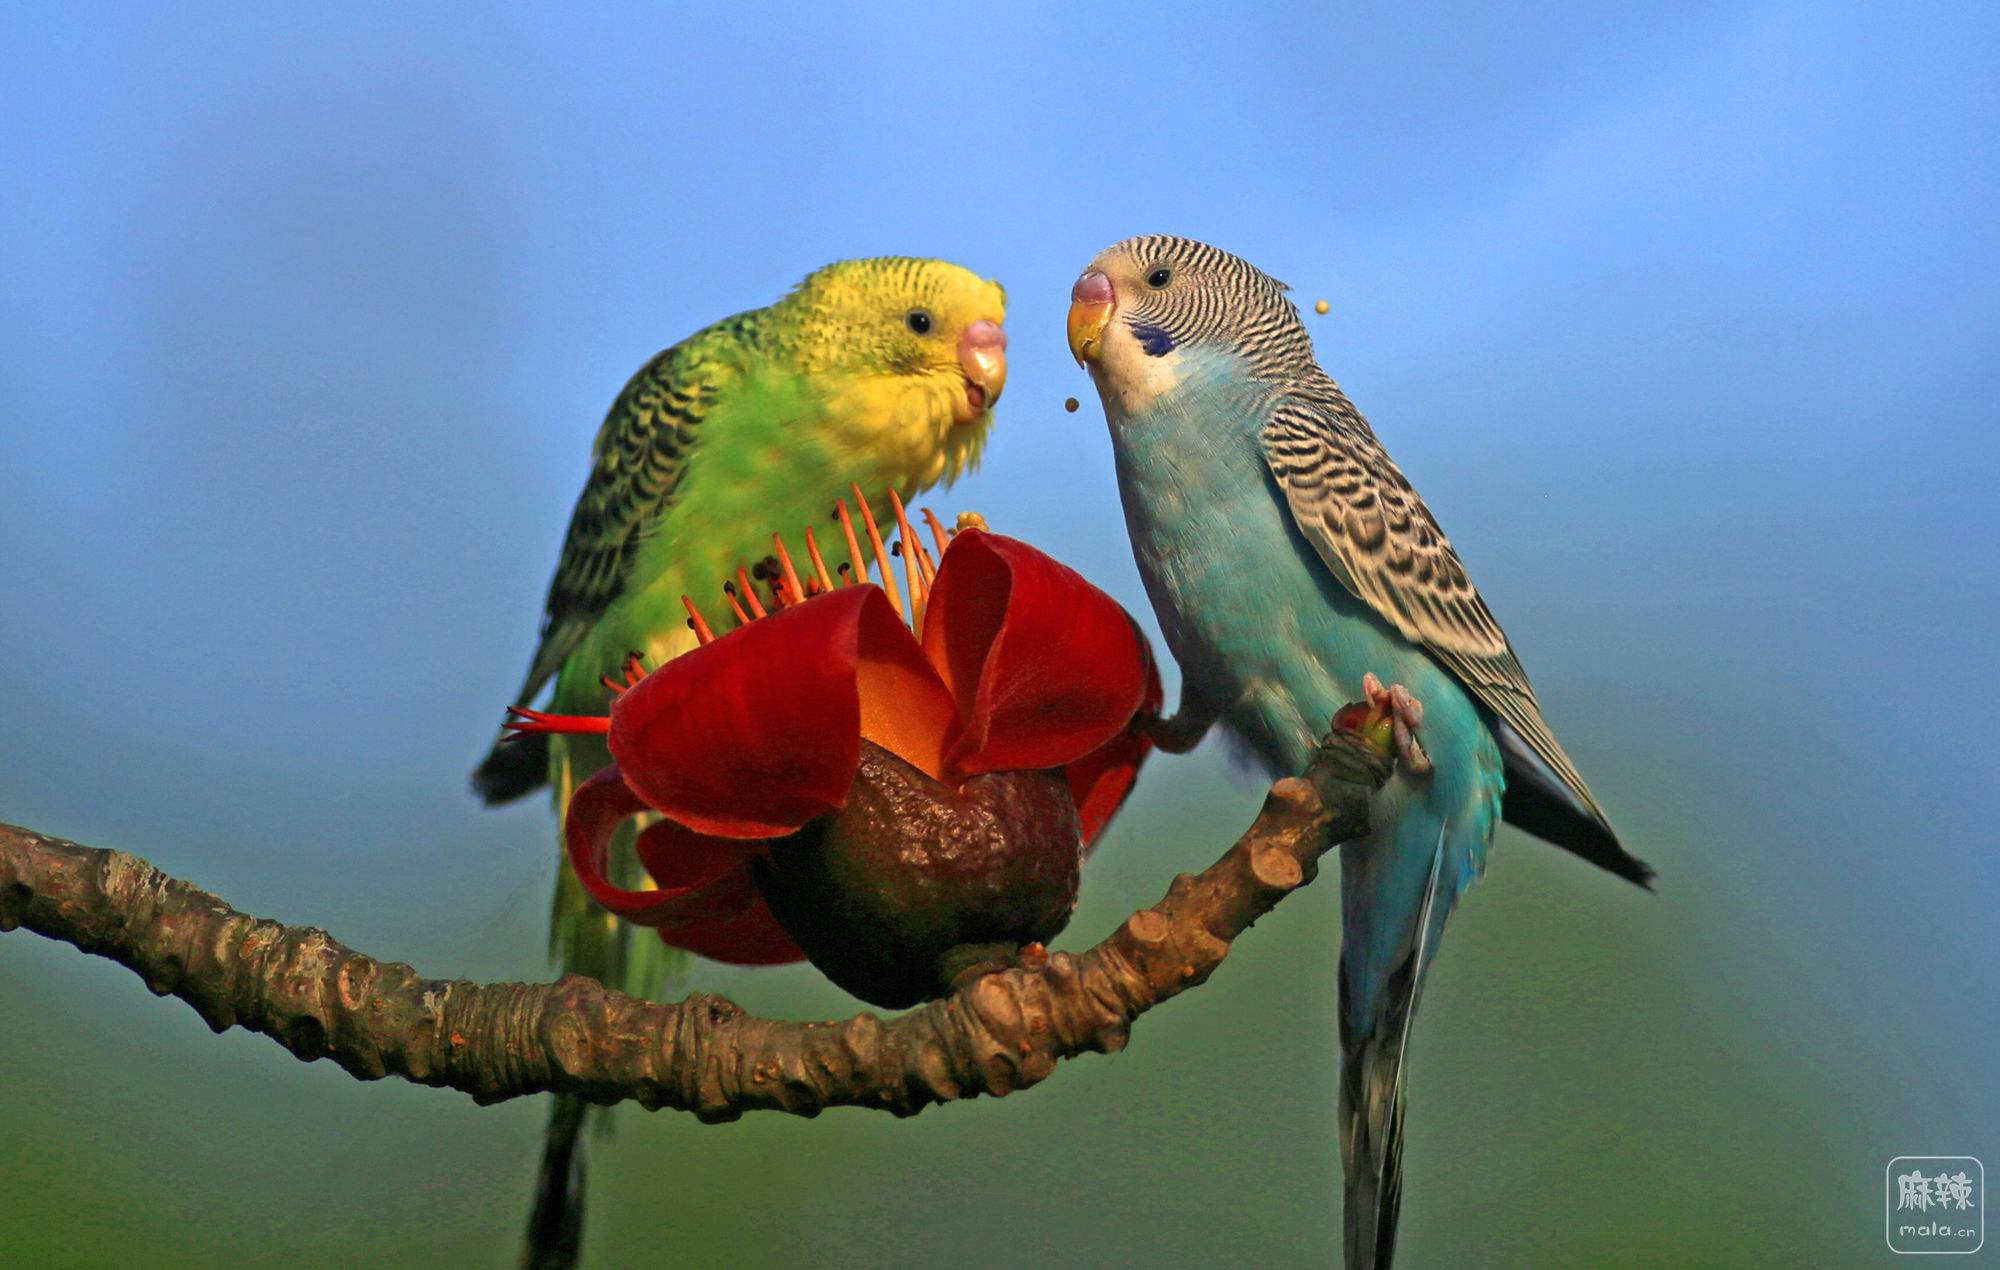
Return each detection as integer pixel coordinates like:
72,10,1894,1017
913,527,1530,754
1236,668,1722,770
1338,826,1447,1270
1336,682,1499,1270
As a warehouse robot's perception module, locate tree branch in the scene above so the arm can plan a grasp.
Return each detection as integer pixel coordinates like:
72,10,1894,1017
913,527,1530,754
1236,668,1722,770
0,734,1388,1122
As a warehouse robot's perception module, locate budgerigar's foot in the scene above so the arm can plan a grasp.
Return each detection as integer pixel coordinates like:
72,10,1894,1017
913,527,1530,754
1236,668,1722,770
1362,671,1432,774
1333,673,1433,774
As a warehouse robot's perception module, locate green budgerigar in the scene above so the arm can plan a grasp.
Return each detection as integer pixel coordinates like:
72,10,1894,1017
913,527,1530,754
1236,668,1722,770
473,257,1007,1268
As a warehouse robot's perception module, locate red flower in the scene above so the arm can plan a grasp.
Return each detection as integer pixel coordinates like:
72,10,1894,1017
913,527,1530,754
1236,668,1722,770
513,494,1162,1006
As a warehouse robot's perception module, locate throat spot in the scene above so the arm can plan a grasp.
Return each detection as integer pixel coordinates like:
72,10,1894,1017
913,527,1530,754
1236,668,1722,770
1126,319,1176,358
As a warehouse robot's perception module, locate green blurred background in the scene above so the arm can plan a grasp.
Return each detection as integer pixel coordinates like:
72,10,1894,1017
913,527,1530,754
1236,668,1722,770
3,3,1993,1266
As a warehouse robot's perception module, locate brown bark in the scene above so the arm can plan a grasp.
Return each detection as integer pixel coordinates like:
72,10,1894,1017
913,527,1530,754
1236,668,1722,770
0,732,1388,1122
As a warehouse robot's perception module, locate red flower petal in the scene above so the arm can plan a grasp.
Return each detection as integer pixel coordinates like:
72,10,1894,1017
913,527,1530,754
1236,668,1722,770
634,818,805,965
1064,638,1164,847
607,585,951,837
849,595,958,784
656,896,806,966
564,764,747,926
565,764,805,962
923,531,1153,777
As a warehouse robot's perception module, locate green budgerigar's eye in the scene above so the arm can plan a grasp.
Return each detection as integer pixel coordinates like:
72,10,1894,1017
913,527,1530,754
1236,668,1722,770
1146,267,1172,289
905,309,933,335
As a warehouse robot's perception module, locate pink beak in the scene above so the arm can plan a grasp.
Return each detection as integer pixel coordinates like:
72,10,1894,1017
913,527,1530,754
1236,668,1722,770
958,319,1007,415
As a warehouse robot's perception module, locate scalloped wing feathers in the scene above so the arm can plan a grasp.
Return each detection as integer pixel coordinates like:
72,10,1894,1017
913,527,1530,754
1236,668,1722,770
1257,387,1614,837
517,318,751,708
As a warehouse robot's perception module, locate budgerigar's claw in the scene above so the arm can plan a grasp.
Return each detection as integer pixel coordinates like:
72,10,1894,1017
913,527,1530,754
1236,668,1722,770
1342,672,1433,775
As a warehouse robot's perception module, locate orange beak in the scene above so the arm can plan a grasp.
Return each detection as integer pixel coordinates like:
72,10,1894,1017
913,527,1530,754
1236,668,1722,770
1067,270,1114,367
958,319,1007,420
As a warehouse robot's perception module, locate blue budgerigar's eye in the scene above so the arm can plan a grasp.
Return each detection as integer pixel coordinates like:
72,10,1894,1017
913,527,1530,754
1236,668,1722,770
1146,267,1172,289
905,309,933,335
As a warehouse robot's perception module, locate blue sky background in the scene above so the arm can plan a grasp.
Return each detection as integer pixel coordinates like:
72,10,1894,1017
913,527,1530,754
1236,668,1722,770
2,3,1995,1266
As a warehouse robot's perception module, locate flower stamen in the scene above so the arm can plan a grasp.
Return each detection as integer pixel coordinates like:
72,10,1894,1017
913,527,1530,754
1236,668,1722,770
723,579,753,626
804,527,837,594
735,566,769,619
680,493,1000,658
771,533,807,606
600,651,649,693
683,595,716,645
888,488,928,629
836,499,869,592
505,706,610,735
848,484,903,621
923,507,952,560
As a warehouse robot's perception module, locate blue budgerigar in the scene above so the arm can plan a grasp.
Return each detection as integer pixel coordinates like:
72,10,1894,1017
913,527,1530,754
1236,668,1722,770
1067,235,1652,1269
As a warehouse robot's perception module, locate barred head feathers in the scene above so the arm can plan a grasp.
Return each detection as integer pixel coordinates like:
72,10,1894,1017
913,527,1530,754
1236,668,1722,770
1079,235,1318,380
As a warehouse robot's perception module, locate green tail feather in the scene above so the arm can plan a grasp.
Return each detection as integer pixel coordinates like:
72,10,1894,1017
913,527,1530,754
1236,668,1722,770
520,1093,589,1270
519,736,684,1270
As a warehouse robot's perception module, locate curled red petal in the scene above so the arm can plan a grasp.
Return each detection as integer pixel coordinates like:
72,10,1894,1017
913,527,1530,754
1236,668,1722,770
633,818,805,964
608,586,935,837
923,530,1153,777
564,765,805,961
1065,633,1165,847
564,764,747,926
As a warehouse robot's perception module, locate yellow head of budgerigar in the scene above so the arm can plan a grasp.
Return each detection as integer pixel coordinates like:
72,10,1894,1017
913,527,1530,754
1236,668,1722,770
783,257,1008,486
